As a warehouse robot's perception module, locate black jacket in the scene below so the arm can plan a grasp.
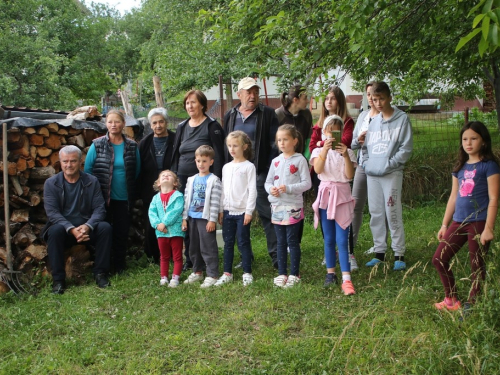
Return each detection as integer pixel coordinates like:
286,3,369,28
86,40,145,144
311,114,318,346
223,103,279,175
171,117,225,179
138,130,175,204
42,171,107,240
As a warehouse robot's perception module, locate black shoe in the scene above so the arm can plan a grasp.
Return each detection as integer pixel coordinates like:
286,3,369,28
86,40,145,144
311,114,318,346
52,280,66,295
182,262,192,273
95,273,111,288
324,273,338,287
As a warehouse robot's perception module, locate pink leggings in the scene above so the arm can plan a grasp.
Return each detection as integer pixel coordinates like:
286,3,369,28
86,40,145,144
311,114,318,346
158,237,184,278
432,221,488,303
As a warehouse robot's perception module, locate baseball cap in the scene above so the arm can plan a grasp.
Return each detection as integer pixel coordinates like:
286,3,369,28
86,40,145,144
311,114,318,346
238,77,260,91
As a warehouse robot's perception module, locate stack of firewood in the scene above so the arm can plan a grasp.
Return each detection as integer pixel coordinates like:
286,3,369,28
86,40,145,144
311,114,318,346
0,122,144,291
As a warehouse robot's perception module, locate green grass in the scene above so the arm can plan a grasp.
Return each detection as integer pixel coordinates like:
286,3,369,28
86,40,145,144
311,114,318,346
1,204,500,374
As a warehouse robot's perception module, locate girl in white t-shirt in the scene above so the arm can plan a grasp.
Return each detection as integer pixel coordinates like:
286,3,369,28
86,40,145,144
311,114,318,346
310,115,358,295
215,131,257,286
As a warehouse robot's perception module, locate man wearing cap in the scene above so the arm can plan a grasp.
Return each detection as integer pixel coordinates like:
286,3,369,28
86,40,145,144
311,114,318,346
223,77,280,268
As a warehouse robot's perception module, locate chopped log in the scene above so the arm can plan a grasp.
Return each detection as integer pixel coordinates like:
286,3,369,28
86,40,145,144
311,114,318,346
23,127,37,135
35,157,50,167
46,123,59,133
44,134,61,149
60,137,67,145
12,223,36,247
11,209,29,223
6,129,21,143
0,247,6,265
29,134,45,146
49,152,59,166
64,245,92,283
10,176,23,196
21,186,29,196
37,127,50,137
28,191,41,206
0,161,18,176
124,127,135,139
0,280,9,295
57,128,68,135
83,129,98,145
10,195,30,206
30,166,55,180
26,158,35,169
30,145,37,159
25,244,47,261
16,157,27,172
10,135,30,157
67,134,85,148
36,147,52,157
68,128,82,135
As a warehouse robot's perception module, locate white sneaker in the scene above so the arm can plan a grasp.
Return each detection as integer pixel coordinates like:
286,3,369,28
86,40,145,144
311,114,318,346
350,254,359,271
184,272,203,284
160,277,169,286
200,277,218,288
284,275,301,288
168,278,179,288
214,273,233,286
321,257,326,265
242,273,253,286
364,246,376,254
274,275,288,287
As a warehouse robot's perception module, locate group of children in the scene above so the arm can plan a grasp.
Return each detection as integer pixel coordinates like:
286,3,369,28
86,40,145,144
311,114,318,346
147,81,499,313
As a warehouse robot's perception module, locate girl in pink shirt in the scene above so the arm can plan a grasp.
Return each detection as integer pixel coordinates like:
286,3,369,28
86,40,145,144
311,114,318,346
310,115,357,295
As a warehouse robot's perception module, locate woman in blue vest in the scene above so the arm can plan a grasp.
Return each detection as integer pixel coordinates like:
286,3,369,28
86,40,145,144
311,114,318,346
85,109,140,274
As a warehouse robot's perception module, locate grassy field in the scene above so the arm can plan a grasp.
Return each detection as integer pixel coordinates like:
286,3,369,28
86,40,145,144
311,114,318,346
1,203,500,374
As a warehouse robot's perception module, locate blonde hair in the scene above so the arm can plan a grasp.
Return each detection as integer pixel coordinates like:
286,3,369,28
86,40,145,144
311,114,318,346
153,170,181,192
226,131,254,161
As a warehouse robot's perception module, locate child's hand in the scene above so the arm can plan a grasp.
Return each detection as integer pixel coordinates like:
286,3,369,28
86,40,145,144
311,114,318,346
316,141,322,147
278,185,287,194
218,212,224,226
437,226,447,240
336,143,348,157
270,186,280,197
480,226,494,245
182,219,188,231
244,214,252,225
358,131,367,145
157,223,167,233
322,137,333,151
206,221,216,232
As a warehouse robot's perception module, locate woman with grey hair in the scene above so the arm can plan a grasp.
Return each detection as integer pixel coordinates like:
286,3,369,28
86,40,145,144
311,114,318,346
138,107,176,262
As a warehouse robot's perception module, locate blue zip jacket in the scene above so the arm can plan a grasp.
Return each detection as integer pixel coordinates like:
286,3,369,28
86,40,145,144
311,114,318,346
148,190,185,238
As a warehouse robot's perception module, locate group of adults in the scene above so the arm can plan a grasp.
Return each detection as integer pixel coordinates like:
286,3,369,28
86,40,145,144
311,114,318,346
43,76,360,294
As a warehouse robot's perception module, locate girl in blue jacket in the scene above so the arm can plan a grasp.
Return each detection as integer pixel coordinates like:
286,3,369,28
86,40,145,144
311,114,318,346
149,170,185,287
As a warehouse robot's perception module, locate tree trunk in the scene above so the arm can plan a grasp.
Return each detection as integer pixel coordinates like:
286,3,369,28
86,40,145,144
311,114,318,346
153,76,165,108
490,60,500,132
225,82,233,111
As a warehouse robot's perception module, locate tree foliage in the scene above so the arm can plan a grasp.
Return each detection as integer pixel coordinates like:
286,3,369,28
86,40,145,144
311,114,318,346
202,0,500,112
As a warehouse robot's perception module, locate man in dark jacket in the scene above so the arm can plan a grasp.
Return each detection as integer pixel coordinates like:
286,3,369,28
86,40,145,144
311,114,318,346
138,108,175,262
223,77,280,268
43,146,112,294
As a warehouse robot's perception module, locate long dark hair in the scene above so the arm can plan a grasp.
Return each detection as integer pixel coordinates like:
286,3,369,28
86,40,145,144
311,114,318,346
280,85,307,110
318,85,348,128
453,121,498,173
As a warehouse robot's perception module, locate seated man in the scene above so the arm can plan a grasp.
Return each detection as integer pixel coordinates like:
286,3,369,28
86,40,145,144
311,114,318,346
42,145,112,294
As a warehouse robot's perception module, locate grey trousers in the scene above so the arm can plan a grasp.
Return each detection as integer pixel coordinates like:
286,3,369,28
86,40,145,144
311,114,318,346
188,218,219,278
366,171,406,256
351,165,368,249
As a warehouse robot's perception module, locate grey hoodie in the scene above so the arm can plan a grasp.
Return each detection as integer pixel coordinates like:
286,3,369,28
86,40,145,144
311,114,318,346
364,107,413,176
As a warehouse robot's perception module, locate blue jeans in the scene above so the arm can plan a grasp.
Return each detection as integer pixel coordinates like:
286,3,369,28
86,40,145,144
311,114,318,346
320,208,350,272
222,211,252,274
274,222,301,276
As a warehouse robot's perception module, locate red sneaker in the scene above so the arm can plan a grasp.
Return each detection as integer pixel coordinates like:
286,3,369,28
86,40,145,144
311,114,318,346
341,280,356,295
434,299,461,311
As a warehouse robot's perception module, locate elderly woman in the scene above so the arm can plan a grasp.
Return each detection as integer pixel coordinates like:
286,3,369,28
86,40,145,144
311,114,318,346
138,107,175,262
85,109,140,274
171,89,225,270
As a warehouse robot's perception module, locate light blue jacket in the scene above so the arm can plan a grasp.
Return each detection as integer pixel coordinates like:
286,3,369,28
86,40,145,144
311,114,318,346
148,190,185,238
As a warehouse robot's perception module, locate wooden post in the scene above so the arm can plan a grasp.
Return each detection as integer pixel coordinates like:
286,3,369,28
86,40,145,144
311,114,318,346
3,122,12,271
120,89,134,117
219,75,225,126
225,81,233,111
464,107,469,125
153,76,165,108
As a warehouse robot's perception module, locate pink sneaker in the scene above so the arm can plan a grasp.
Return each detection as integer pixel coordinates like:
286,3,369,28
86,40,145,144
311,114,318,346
341,280,356,295
434,299,461,311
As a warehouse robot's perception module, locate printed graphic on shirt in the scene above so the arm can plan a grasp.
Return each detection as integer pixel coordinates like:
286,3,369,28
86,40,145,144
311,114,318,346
190,181,206,212
367,126,402,155
459,169,476,197
271,206,304,225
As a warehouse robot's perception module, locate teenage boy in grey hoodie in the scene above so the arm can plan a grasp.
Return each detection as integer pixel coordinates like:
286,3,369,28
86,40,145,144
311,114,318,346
362,81,413,271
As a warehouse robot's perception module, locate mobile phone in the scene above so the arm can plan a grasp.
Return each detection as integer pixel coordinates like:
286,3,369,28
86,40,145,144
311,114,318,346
331,130,341,149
